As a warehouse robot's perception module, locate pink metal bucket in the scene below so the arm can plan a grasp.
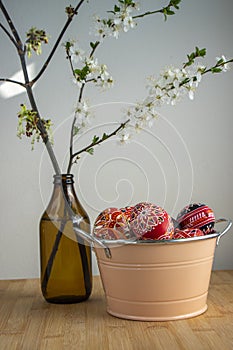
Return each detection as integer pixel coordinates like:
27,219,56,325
94,219,232,321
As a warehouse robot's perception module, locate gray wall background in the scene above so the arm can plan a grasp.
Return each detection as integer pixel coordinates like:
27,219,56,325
0,0,233,279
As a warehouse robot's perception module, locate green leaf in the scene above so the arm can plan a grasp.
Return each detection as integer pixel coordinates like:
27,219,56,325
194,47,206,58
92,135,99,143
64,41,73,51
184,47,206,67
90,41,98,50
74,65,90,80
180,77,190,85
199,48,206,57
211,67,222,73
101,132,108,140
216,58,224,65
74,68,82,75
124,0,134,5
86,147,94,155
170,0,181,9
166,9,175,15
114,5,121,12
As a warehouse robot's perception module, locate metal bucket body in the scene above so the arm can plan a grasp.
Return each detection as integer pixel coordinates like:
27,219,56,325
95,236,218,321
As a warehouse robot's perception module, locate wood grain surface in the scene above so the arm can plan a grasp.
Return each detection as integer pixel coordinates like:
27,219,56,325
0,271,233,350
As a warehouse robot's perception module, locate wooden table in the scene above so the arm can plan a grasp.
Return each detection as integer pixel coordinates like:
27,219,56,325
0,271,233,350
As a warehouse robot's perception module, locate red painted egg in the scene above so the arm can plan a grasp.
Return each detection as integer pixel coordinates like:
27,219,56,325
176,203,215,234
93,206,133,240
119,206,134,221
129,202,174,240
173,228,204,239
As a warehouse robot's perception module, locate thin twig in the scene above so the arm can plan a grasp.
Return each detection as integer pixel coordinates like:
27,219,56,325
67,119,130,173
67,82,85,173
0,78,26,87
67,41,101,173
0,22,18,48
202,58,233,75
65,43,86,163
0,0,23,51
90,41,100,58
133,9,162,19
133,0,180,20
179,58,233,88
31,0,86,85
71,119,130,160
66,50,77,80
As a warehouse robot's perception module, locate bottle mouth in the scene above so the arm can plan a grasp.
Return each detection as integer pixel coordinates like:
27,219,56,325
53,174,74,184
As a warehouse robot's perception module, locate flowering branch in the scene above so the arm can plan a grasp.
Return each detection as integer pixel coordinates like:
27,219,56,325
65,39,115,172
63,1,183,175
67,119,130,173
0,0,90,175
65,41,101,171
0,0,61,174
93,0,181,40
133,0,181,21
179,54,233,90
122,48,233,143
203,57,233,74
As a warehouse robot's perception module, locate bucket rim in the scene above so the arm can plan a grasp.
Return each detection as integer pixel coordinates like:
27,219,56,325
95,231,220,247
93,218,232,248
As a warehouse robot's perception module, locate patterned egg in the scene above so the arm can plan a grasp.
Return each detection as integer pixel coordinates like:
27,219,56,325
93,206,133,240
173,228,204,239
129,202,174,240
119,206,133,221
176,203,215,234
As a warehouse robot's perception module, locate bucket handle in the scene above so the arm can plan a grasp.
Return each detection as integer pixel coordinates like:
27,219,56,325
72,216,112,258
215,218,232,245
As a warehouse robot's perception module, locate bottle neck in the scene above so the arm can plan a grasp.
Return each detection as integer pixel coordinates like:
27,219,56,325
44,173,89,225
53,173,74,186
52,174,76,208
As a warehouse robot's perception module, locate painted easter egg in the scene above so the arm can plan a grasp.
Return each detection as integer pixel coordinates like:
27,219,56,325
173,227,204,239
129,202,174,240
93,206,133,240
119,206,134,221
176,203,215,234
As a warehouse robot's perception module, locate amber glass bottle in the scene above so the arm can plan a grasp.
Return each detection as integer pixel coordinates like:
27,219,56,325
39,174,92,303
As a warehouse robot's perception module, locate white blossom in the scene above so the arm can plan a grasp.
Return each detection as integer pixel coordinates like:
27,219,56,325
92,1,140,40
95,64,114,90
112,23,121,39
92,15,112,40
196,64,205,82
119,129,132,144
85,57,99,76
70,45,114,90
70,45,85,64
187,80,195,100
216,55,230,72
119,60,212,143
74,100,91,134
